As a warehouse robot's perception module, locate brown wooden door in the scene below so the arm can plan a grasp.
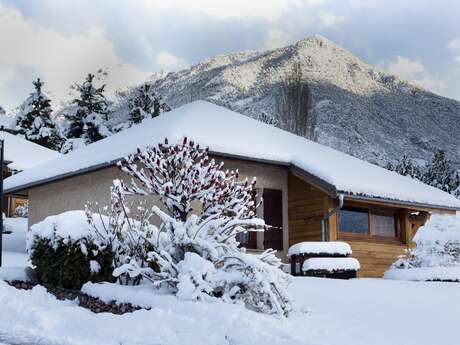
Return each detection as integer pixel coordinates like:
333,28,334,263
263,189,283,250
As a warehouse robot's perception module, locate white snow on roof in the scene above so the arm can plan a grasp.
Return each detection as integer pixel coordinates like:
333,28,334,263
0,131,61,171
4,101,460,209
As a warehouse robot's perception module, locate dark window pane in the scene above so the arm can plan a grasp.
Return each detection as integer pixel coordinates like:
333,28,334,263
371,209,396,237
237,189,258,249
237,231,257,249
263,189,283,250
338,207,369,233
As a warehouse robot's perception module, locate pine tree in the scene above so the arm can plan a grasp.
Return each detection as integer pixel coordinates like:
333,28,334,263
65,74,111,144
256,112,279,127
387,155,422,180
15,78,63,150
423,149,460,194
128,84,171,124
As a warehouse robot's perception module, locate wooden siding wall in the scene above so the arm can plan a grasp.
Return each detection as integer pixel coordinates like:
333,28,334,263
287,174,413,278
288,174,327,246
344,241,406,277
329,200,411,278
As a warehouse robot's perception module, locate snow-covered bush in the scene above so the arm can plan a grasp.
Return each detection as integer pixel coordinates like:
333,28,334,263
28,211,115,289
86,180,159,285
385,213,460,281
109,138,291,315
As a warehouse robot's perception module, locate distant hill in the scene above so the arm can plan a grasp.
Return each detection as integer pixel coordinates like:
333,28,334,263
135,35,459,169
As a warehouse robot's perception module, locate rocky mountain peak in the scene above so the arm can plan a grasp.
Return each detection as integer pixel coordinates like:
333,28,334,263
134,35,460,170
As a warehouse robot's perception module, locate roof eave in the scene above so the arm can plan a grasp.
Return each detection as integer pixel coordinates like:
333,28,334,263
4,152,459,214
341,192,460,213
3,150,291,195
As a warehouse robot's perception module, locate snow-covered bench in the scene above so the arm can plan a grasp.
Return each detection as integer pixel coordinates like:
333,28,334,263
302,257,360,279
288,241,359,279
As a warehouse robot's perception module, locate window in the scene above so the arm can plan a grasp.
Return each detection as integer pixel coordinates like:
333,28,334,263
338,207,369,234
370,208,396,237
338,205,398,240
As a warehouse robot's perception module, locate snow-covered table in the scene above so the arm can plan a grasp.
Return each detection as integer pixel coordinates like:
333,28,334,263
288,241,360,279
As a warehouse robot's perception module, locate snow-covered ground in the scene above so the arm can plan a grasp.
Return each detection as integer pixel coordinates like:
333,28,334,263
0,277,459,345
1,216,459,345
385,213,460,281
1,217,28,267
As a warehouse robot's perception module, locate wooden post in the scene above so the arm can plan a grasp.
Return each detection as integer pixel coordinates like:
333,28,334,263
324,197,337,241
402,209,413,247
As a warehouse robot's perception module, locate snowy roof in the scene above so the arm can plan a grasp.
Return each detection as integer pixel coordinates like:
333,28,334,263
4,101,460,210
0,131,61,171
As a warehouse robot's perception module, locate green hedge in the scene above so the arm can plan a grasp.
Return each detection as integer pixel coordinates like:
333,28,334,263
30,238,115,290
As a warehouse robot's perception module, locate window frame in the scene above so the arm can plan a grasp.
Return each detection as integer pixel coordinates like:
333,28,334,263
337,203,401,243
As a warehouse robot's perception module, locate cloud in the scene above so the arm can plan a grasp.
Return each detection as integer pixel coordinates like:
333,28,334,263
448,38,460,63
385,56,425,79
146,0,321,21
383,55,445,94
264,29,293,49
0,4,149,109
2,0,460,104
156,51,189,71
319,13,347,27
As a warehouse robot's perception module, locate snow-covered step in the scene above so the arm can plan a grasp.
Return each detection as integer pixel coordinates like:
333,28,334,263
288,241,352,257
302,257,360,272
301,257,360,279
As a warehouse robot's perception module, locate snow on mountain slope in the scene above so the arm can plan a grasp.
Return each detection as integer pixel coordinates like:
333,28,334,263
143,35,460,169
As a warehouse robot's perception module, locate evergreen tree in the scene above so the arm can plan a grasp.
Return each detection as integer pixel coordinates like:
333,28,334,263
15,78,63,150
387,155,422,180
65,74,111,144
256,112,279,127
128,83,171,124
423,149,460,194
0,105,5,116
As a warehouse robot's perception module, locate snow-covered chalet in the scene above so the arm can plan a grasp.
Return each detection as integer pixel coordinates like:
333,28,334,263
4,101,460,277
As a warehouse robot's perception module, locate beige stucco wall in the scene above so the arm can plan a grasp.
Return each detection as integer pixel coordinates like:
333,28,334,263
28,156,290,255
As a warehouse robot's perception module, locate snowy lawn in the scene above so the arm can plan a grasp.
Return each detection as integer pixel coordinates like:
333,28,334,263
0,277,459,345
1,217,28,267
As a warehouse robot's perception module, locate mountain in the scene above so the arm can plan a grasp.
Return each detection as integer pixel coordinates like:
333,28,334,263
134,35,458,170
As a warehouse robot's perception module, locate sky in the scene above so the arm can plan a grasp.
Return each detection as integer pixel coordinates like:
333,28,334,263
1,0,460,111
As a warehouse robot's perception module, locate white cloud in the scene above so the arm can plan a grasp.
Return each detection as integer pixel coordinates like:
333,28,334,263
0,4,149,109
264,29,293,49
145,0,322,21
448,38,460,63
384,55,445,93
156,51,189,71
319,13,347,27
386,55,425,79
